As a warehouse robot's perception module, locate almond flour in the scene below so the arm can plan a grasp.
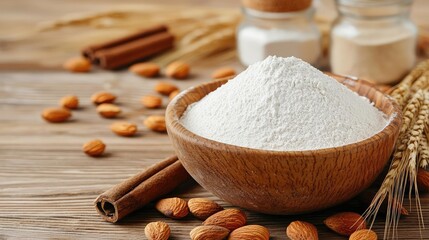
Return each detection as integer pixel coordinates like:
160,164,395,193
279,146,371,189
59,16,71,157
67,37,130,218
180,56,388,151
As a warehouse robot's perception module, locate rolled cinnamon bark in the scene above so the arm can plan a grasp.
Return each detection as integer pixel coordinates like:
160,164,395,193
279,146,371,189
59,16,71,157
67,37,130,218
82,25,168,60
93,31,174,70
95,155,191,223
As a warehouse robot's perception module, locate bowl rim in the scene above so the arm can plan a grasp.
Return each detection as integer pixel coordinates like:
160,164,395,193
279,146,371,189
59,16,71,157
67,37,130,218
166,74,402,156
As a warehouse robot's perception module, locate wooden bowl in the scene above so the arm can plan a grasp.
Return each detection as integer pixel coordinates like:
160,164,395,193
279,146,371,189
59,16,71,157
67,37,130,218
166,75,402,215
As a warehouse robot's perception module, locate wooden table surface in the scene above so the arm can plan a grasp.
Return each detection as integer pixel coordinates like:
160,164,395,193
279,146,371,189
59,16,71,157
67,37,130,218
1,1,429,239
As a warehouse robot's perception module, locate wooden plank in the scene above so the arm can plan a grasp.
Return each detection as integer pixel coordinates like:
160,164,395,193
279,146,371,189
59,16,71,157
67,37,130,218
0,70,429,239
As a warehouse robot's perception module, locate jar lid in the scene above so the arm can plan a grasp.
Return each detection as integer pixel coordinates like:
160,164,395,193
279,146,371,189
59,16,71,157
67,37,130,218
241,0,312,12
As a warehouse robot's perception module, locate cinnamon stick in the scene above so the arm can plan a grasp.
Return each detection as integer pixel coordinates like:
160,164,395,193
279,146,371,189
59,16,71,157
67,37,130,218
93,31,174,70
95,155,191,223
82,25,168,60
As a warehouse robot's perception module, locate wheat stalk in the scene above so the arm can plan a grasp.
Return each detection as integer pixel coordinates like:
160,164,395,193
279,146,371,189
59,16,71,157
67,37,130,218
390,60,429,108
364,88,429,239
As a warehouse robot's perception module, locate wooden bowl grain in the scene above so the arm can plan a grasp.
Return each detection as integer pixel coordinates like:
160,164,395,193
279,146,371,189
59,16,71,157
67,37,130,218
165,74,402,215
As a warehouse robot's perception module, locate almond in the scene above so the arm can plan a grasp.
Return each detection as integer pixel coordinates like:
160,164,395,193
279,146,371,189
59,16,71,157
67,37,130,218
169,90,180,101
349,229,377,240
324,212,366,236
144,115,166,132
417,168,429,192
141,95,163,109
129,62,160,78
144,221,170,240
82,139,105,157
286,221,318,240
190,225,229,240
211,67,236,79
63,57,91,73
188,198,224,220
60,95,79,109
42,107,71,123
155,197,189,219
155,82,179,96
229,225,269,240
166,61,190,79
91,91,116,105
203,209,246,231
96,103,121,118
110,122,137,137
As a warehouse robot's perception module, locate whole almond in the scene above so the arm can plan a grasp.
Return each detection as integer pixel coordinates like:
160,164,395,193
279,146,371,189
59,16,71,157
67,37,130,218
169,90,180,101
96,103,121,118
60,95,79,109
324,212,366,236
166,61,190,79
141,95,163,109
42,107,71,123
82,139,105,157
203,209,246,231
286,221,318,240
144,221,170,240
144,115,166,132
155,82,179,96
190,225,229,240
155,197,189,219
417,168,429,192
211,67,236,79
91,91,116,105
129,62,160,78
188,198,224,220
349,229,377,240
63,57,91,73
110,122,137,137
229,225,269,240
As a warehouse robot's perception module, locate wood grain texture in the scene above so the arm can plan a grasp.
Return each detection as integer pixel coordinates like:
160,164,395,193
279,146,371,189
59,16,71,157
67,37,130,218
0,71,428,239
166,76,401,215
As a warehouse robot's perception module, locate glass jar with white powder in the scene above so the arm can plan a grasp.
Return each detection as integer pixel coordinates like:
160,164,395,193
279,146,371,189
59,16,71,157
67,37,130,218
237,0,321,66
330,0,417,85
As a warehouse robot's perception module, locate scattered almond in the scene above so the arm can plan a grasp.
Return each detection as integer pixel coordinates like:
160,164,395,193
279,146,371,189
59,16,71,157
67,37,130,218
169,90,180,101
203,209,246,231
190,225,230,240
324,212,366,236
349,229,377,240
166,61,190,79
286,221,318,240
60,95,79,109
42,107,71,123
155,197,189,219
129,62,160,78
188,198,224,220
417,168,429,192
96,103,121,118
144,115,166,132
110,122,137,137
229,225,269,240
144,221,170,240
82,139,105,157
63,57,91,73
141,95,163,109
155,82,179,96
211,67,236,79
91,91,116,105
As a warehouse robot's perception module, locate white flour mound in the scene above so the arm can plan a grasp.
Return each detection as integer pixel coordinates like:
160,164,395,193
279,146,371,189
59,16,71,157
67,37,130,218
180,56,388,151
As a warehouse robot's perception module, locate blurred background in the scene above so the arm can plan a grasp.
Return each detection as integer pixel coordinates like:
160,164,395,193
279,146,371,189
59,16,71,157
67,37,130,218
0,0,428,72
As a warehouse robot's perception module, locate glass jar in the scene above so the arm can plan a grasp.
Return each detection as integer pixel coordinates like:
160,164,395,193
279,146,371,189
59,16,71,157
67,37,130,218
237,7,321,66
330,0,417,84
